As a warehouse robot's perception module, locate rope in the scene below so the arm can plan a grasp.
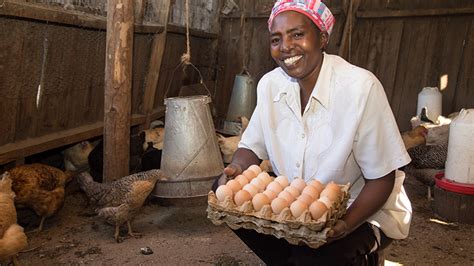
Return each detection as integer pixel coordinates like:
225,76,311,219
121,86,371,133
181,0,191,65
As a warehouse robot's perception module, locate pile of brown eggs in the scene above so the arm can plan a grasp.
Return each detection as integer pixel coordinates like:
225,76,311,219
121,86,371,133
215,165,342,221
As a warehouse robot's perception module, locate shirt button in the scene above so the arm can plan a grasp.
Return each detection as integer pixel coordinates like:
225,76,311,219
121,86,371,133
296,162,300,168
301,133,305,138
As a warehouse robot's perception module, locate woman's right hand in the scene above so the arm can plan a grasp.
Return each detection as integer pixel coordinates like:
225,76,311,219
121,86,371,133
213,163,243,192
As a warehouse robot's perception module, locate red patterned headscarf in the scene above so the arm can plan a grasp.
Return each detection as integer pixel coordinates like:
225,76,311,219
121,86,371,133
268,0,335,36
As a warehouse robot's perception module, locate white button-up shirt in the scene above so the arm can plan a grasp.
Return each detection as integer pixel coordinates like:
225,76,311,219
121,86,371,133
239,53,412,239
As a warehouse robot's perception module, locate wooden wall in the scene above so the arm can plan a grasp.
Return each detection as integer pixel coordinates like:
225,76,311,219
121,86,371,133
216,0,474,131
0,0,220,165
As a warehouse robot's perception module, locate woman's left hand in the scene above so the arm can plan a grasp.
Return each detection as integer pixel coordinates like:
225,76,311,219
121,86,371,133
326,220,350,243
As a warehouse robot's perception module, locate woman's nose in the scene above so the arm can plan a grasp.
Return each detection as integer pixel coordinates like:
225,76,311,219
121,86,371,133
280,37,293,52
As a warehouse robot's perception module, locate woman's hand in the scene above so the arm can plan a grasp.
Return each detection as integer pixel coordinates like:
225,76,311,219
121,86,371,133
216,163,243,186
326,220,350,243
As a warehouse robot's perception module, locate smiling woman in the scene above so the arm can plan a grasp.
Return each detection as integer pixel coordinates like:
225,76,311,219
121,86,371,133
213,0,414,265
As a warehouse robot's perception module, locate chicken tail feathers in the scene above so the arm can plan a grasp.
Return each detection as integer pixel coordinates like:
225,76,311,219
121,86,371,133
0,224,28,260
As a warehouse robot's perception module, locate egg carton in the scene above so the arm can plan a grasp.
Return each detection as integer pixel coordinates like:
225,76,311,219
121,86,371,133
207,184,349,249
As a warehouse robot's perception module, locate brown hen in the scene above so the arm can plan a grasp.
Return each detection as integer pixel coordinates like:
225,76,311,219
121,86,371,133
8,163,72,232
77,169,166,242
0,173,28,265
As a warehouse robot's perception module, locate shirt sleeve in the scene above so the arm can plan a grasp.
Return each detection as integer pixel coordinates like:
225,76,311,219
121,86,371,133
353,78,411,179
238,78,269,160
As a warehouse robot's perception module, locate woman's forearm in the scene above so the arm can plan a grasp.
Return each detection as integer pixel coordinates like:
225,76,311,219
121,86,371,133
342,171,396,232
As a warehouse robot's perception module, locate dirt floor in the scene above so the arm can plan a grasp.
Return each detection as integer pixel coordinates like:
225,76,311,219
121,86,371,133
13,174,474,265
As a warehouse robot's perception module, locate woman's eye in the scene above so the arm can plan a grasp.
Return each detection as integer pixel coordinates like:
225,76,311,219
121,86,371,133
271,38,280,45
293,32,303,38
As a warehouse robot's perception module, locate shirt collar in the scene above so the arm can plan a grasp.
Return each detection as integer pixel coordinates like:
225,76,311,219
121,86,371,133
310,52,331,109
273,53,332,109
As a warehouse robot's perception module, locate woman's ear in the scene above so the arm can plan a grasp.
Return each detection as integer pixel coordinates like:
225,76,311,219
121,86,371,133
320,32,329,51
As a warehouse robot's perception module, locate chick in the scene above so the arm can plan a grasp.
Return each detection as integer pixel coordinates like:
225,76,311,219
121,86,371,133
401,125,428,150
8,163,72,232
0,173,28,265
63,141,94,171
77,169,166,242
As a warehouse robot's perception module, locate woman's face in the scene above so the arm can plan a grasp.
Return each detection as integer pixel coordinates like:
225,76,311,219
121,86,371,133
269,11,326,81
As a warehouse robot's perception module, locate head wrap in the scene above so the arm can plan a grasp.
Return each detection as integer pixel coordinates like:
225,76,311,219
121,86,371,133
268,0,335,36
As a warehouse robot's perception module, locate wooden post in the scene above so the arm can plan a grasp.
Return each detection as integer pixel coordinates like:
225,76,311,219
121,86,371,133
104,0,134,182
338,0,361,61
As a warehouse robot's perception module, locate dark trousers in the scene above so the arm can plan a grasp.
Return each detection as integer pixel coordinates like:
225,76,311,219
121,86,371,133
234,223,392,266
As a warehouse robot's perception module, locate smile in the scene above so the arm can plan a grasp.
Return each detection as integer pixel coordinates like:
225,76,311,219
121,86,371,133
283,55,302,66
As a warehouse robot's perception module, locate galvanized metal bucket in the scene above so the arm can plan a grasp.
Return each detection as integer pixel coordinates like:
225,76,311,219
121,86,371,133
153,95,224,198
226,73,256,122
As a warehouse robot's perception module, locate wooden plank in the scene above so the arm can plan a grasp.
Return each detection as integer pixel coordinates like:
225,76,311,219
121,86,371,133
0,113,150,165
167,24,218,39
357,7,474,18
103,0,134,181
0,1,164,33
453,20,474,111
376,19,404,104
141,0,171,130
391,18,432,131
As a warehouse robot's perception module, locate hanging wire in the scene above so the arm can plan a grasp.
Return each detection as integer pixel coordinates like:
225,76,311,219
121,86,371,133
180,0,191,65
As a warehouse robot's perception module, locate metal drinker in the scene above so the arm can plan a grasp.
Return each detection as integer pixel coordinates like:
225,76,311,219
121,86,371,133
226,73,256,122
153,95,224,198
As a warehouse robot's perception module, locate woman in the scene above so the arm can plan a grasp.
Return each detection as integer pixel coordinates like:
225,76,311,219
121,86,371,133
215,0,412,264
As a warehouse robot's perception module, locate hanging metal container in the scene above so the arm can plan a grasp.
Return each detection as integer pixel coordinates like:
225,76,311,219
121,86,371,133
226,72,257,122
153,95,224,198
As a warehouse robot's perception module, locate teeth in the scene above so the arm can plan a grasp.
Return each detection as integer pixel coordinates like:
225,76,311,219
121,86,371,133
284,56,302,66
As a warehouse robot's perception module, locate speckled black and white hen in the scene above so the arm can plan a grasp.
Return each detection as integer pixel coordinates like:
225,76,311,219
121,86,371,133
77,169,167,242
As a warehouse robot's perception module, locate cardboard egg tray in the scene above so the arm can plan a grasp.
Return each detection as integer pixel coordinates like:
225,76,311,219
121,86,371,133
207,184,349,249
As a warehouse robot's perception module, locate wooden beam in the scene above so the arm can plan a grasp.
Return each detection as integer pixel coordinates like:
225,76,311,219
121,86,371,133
0,1,164,33
220,8,342,19
0,114,150,165
141,0,171,131
167,24,218,39
103,0,134,181
339,0,362,61
357,8,474,18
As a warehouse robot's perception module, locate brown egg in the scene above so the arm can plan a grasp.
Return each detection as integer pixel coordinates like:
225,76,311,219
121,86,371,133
243,183,259,197
248,164,262,175
257,172,273,186
250,177,266,192
242,169,257,181
263,190,278,200
234,190,252,206
297,193,314,206
290,178,306,192
271,197,289,214
325,182,342,195
309,200,328,220
266,181,283,194
290,200,308,218
235,175,249,187
308,179,325,192
274,175,289,188
215,185,233,202
252,193,271,211
302,185,320,200
226,179,242,193
284,186,300,198
278,190,296,204
318,196,333,209
320,187,340,202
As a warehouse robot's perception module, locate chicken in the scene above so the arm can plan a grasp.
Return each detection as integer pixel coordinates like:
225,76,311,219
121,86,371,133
0,173,28,265
63,141,94,171
77,169,167,242
401,125,428,150
216,116,249,163
8,163,72,232
142,127,165,151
